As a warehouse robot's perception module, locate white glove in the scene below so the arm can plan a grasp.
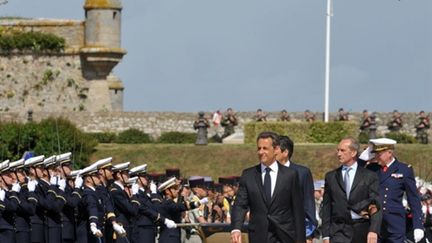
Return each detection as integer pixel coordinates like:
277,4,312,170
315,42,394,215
50,176,58,186
359,146,374,161
27,180,37,192
414,228,424,243
112,222,126,236
11,183,21,193
150,182,157,194
199,197,209,205
58,179,66,191
0,189,5,201
164,218,177,229
90,222,103,237
74,175,83,189
131,183,139,195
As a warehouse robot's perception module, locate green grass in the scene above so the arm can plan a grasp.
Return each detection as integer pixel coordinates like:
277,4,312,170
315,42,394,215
89,143,432,181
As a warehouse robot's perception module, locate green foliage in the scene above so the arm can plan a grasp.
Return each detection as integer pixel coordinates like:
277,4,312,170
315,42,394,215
0,30,65,53
244,121,358,144
0,118,97,168
87,132,117,143
115,128,152,144
308,121,358,143
385,132,417,144
358,132,369,144
157,131,196,144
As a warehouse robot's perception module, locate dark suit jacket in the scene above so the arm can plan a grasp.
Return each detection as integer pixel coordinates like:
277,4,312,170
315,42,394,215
289,162,317,228
231,162,306,243
321,162,382,242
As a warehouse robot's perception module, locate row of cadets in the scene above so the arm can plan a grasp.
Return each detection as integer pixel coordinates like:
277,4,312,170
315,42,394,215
9,158,38,243
94,157,124,243
76,161,107,243
109,162,136,243
24,154,67,243
128,164,176,243
153,176,207,243
0,160,21,242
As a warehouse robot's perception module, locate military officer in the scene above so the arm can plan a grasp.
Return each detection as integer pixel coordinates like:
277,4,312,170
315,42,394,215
9,159,38,243
366,138,424,243
0,160,21,242
387,110,403,132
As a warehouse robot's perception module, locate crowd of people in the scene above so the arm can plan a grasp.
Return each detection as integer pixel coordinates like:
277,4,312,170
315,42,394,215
0,131,431,243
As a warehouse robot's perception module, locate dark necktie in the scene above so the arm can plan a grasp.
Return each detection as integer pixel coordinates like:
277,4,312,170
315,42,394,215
344,167,352,199
264,167,271,202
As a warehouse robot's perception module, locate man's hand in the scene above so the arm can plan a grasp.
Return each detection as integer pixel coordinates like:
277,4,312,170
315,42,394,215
231,230,242,243
367,232,378,243
90,222,103,238
112,222,126,237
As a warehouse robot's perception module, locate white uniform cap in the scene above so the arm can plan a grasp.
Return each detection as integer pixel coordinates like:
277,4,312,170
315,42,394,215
112,162,130,172
56,152,72,165
24,155,45,167
80,163,99,177
95,157,113,169
9,159,25,170
126,176,138,185
0,160,10,173
129,164,147,176
69,169,81,179
369,138,397,152
158,177,177,191
44,155,58,168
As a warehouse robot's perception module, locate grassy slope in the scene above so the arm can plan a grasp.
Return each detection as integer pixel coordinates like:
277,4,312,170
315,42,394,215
90,143,432,181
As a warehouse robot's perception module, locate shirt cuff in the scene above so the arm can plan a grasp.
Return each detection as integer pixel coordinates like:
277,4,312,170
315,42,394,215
231,229,241,234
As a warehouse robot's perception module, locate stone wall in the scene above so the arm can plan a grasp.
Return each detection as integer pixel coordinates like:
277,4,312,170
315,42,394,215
0,111,428,138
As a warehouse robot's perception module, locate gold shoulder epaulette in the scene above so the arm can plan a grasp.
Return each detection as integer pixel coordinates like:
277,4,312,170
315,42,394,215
408,164,412,168
110,188,118,192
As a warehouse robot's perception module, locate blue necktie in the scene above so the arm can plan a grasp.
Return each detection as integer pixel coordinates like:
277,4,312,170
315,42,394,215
264,167,271,202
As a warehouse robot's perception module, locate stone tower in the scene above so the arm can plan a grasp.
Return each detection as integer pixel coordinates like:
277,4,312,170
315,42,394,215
81,0,126,111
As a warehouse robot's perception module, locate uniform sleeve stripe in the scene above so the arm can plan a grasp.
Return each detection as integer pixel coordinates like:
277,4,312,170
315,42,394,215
9,196,21,203
131,200,141,205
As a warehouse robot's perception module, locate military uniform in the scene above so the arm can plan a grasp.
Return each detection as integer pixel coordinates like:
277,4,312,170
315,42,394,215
110,181,138,242
415,114,430,144
366,138,424,243
15,182,38,243
76,185,106,243
220,110,237,139
62,183,82,243
0,189,20,242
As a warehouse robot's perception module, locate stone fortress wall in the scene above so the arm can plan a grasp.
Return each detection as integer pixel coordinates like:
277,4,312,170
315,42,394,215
0,0,126,113
0,111,428,139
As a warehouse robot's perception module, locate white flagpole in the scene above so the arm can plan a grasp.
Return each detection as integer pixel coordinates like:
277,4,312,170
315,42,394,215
324,0,333,122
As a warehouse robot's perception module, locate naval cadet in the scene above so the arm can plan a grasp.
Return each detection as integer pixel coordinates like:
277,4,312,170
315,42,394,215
129,164,176,243
109,162,137,243
0,160,21,242
9,159,38,243
366,138,424,243
76,163,105,243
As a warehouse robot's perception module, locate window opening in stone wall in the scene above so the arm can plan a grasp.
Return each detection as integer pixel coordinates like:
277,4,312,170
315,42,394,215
113,11,117,19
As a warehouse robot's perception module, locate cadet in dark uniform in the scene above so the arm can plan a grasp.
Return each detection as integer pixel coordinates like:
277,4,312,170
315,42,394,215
57,152,82,243
10,159,38,243
95,157,124,243
109,162,136,243
76,163,105,243
0,160,21,242
129,164,175,243
366,138,424,243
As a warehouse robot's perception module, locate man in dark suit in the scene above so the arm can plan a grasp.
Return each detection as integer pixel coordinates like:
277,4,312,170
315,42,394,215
231,131,305,243
366,138,424,243
275,135,317,242
321,137,382,243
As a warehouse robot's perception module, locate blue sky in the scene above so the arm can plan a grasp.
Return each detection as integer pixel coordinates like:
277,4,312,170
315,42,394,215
1,0,431,112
